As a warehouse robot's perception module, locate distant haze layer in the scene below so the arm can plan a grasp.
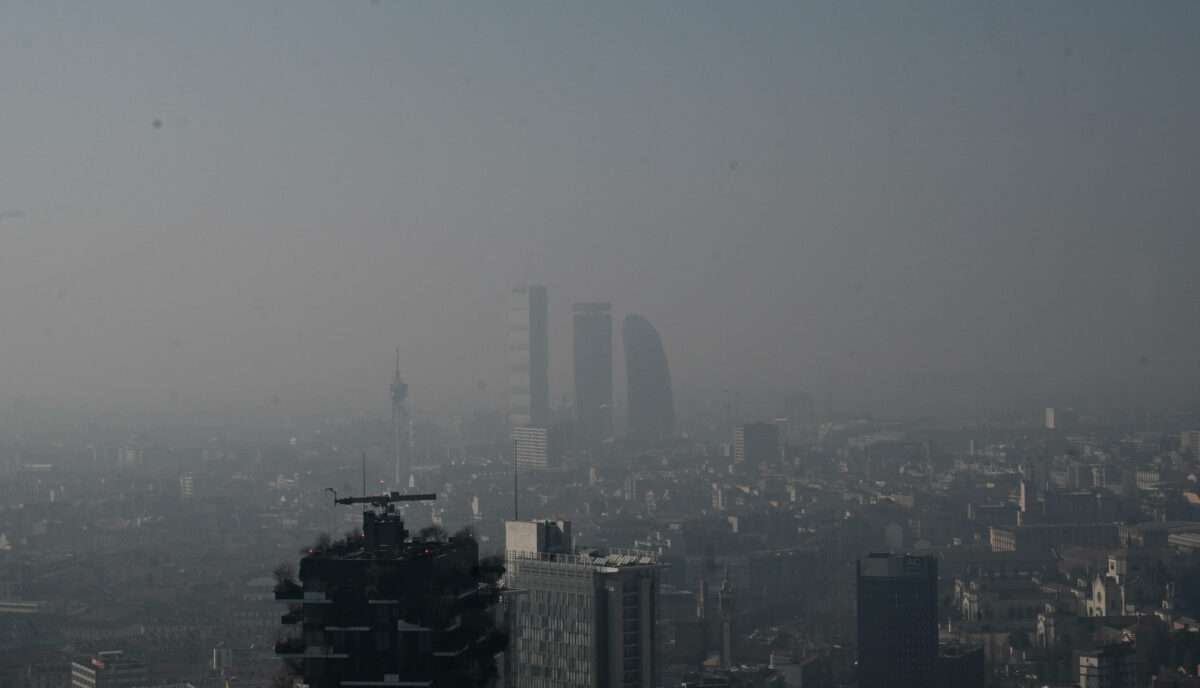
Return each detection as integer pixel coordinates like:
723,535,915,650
1,2,1197,419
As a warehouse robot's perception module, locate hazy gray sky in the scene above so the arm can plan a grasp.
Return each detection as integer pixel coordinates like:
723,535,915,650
2,2,1198,419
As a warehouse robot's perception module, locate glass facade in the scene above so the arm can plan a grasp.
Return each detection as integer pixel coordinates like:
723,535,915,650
506,550,658,688
856,553,938,688
509,285,549,428
573,303,613,443
622,314,674,445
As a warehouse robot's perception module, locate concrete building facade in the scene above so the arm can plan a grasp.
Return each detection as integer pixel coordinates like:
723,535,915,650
505,521,659,688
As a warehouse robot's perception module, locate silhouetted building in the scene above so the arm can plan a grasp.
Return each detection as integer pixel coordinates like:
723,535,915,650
856,553,937,688
935,643,984,688
510,285,549,427
505,520,660,688
573,303,613,443
275,495,503,688
623,314,674,445
734,423,779,465
718,572,736,668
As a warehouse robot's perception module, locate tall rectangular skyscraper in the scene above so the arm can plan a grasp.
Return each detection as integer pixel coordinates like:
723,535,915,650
856,553,938,688
505,520,659,688
513,425,565,470
573,302,613,443
509,285,549,427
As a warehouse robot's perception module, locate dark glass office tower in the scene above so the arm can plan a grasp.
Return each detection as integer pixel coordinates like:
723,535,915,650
622,314,675,445
573,302,613,443
856,553,938,688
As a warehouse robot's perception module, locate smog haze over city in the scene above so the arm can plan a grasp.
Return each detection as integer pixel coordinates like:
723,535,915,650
6,5,1200,688
3,2,1198,425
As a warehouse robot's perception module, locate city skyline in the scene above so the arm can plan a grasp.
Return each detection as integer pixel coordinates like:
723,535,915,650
0,3,1198,419
5,4,1200,688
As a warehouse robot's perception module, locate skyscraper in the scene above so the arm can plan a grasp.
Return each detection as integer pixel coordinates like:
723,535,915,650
622,314,674,445
856,553,938,688
573,302,613,443
509,285,549,428
505,520,660,688
513,425,565,470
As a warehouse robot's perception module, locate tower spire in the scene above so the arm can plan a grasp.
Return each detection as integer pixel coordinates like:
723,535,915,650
390,349,409,488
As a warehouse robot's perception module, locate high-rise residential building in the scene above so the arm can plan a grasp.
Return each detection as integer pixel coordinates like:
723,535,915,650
734,423,780,465
510,285,549,428
573,302,613,443
274,494,504,688
505,520,660,688
856,553,937,688
513,425,565,470
70,652,148,688
622,314,674,445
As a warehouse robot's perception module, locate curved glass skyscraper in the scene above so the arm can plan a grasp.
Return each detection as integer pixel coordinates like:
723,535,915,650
623,314,675,444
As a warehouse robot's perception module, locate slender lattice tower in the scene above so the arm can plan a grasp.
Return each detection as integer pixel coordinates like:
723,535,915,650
390,348,409,487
